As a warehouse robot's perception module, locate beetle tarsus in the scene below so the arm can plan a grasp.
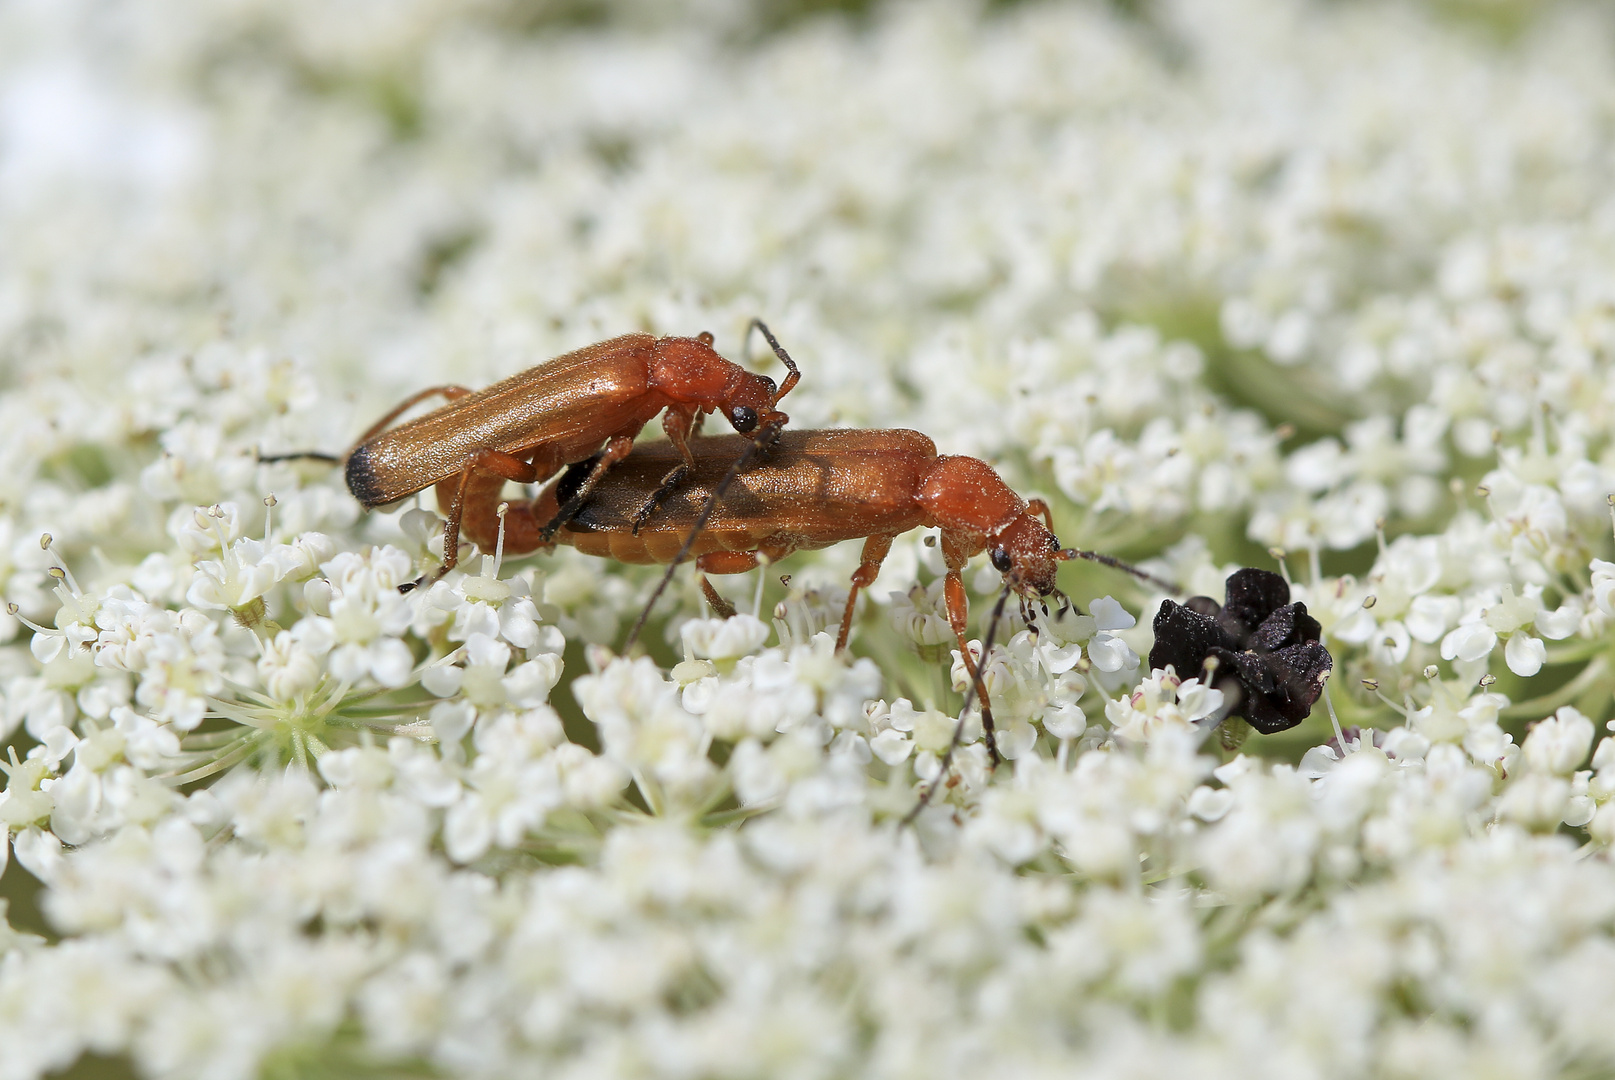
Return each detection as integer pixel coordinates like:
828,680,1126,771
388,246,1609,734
538,494,590,543
700,575,737,619
399,564,450,594
629,463,690,536
903,583,1016,826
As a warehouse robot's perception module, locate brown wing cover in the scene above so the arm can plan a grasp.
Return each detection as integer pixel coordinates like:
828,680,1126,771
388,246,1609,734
562,429,938,563
347,335,659,507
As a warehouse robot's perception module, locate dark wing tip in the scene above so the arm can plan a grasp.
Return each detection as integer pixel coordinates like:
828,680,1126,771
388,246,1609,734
344,445,386,508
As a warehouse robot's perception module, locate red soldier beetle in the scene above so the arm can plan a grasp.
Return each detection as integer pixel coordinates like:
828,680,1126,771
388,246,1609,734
267,322,800,588
517,428,1176,762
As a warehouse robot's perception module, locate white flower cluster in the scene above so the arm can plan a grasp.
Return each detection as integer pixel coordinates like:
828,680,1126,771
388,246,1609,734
4,0,1615,1077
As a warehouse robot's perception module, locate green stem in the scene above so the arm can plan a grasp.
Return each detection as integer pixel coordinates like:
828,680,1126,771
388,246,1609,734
162,731,266,786
1542,639,1608,666
1501,654,1611,721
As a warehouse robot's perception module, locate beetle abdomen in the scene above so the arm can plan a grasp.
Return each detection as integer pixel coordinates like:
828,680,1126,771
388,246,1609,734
349,336,659,506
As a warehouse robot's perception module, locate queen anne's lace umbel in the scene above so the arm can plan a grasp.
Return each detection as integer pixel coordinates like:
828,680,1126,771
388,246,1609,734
3,0,1615,1077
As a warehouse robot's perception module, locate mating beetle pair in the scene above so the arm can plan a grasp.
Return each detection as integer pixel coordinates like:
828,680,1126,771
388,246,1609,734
288,324,1328,762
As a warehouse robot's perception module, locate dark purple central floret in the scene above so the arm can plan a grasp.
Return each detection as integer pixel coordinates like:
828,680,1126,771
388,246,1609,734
1148,568,1334,734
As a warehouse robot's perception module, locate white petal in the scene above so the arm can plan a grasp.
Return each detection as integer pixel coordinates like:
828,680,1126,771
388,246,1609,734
443,797,492,863
683,615,770,661
995,721,1038,760
369,638,416,688
1087,633,1137,672
1187,786,1234,822
870,729,914,766
1038,641,1084,675
1439,623,1496,664
1089,596,1136,632
1407,594,1460,643
1504,632,1546,678
503,658,563,708
1330,607,1377,645
29,632,65,664
420,664,464,698
1044,702,1087,740
1536,599,1582,640
12,827,62,885
430,701,476,746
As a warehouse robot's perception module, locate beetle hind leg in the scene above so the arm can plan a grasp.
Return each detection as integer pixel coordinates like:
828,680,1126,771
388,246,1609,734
691,550,761,621
836,534,895,653
699,575,738,620
356,385,472,445
407,449,544,593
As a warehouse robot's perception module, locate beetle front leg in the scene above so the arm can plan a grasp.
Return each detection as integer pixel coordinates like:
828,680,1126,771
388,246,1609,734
835,533,894,653
1026,497,1056,534
940,532,1001,766
662,403,700,465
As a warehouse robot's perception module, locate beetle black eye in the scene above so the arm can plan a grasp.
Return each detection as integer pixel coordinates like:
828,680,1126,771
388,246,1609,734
731,405,758,433
990,547,1012,573
1049,535,1061,552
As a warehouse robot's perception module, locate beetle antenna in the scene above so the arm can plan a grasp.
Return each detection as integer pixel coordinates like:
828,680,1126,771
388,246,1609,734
624,420,783,650
257,449,341,464
1057,548,1180,594
747,319,800,403
903,581,1013,827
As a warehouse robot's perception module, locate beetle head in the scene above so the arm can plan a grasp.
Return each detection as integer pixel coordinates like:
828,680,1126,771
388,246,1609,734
721,372,790,437
986,512,1069,598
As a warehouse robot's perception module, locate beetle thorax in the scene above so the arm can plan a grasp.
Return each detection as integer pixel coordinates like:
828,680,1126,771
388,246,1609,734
918,455,1027,536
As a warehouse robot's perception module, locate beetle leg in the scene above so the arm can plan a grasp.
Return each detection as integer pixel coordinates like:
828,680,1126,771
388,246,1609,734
619,405,703,535
662,404,700,466
693,550,762,621
629,464,690,536
354,385,472,445
537,434,638,542
699,577,738,620
418,449,541,591
1026,497,1056,534
940,530,1001,766
835,533,895,653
